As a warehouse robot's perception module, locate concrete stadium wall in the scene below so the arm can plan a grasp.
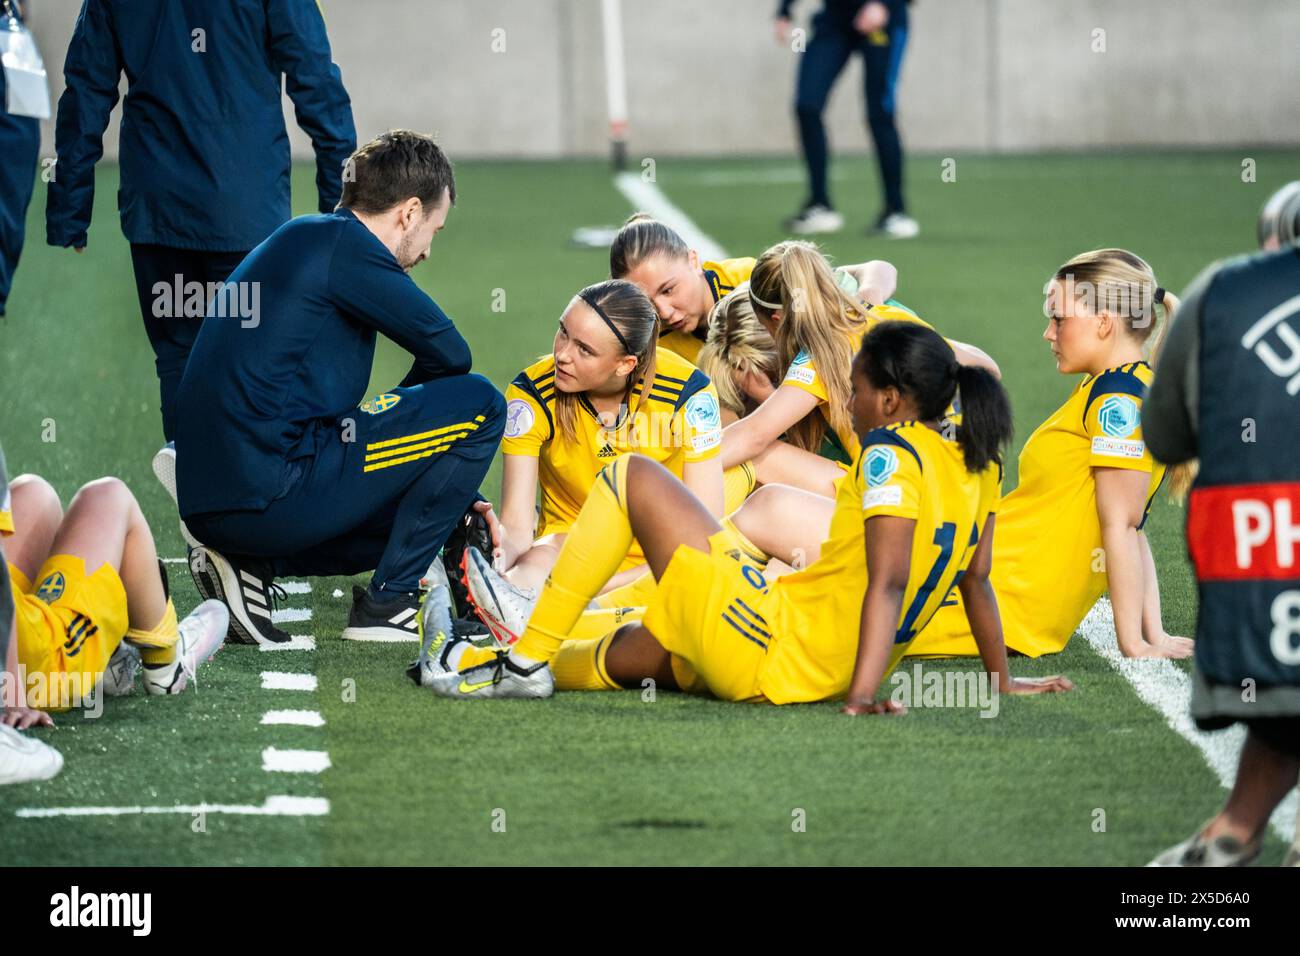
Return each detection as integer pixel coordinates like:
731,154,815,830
28,0,1300,162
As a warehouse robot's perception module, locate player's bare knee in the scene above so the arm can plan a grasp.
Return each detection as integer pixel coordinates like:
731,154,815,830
9,474,63,525
72,476,137,518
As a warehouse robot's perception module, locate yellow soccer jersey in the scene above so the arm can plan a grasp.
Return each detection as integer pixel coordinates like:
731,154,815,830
909,362,1166,659
757,421,1001,704
779,302,933,459
659,257,756,367
503,347,723,559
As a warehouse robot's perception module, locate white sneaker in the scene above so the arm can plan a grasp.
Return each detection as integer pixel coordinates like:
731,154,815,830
427,651,555,700
102,641,141,697
152,443,201,548
0,723,63,785
873,212,920,239
460,546,536,648
785,203,844,235
141,599,229,695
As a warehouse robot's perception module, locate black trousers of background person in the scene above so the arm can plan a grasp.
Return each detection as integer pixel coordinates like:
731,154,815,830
129,244,249,442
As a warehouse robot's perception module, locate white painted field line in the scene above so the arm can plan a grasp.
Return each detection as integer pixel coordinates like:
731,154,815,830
16,795,329,818
261,709,324,728
260,671,317,692
259,635,316,652
614,171,727,263
271,607,312,624
341,631,418,644
279,581,312,594
1079,598,1296,843
262,747,331,773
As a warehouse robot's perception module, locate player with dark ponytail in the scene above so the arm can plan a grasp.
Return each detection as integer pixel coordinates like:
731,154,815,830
424,321,1070,711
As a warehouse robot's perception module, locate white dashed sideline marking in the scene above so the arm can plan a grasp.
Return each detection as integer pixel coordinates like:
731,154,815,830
16,795,330,818
272,607,312,624
340,630,419,644
261,709,325,728
280,581,312,594
262,747,331,773
259,635,317,652
1079,598,1297,842
260,671,317,692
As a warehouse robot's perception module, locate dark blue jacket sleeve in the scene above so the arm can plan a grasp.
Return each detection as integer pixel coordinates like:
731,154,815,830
45,0,122,248
328,240,472,380
265,0,357,213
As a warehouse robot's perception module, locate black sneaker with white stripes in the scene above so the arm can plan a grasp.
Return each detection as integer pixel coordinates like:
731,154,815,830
342,585,422,642
188,546,290,646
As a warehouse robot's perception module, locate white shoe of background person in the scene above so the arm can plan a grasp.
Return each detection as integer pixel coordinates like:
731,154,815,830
871,211,920,239
0,722,63,786
784,203,844,236
151,442,201,548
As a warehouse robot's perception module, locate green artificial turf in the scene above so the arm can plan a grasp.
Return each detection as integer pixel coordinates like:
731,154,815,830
1,150,1296,865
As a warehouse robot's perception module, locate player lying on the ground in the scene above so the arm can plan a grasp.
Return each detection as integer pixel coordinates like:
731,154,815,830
609,213,898,368
489,278,741,623
719,240,1000,497
909,249,1194,661
424,322,1072,707
1,472,227,710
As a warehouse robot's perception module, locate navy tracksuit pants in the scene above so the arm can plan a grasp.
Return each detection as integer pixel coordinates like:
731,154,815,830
187,373,506,596
0,112,39,316
795,16,908,214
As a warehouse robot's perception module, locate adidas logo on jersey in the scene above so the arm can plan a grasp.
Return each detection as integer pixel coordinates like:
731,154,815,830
597,443,618,458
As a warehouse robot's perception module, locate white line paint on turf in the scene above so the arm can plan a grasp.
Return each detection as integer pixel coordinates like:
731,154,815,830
271,607,312,623
262,747,331,773
614,171,727,263
279,581,312,594
259,635,316,652
260,671,317,692
16,795,330,818
1079,598,1297,843
261,709,325,728
340,630,419,644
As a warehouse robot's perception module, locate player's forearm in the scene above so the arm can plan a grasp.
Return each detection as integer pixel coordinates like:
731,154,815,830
1101,523,1146,655
960,576,1012,690
720,417,769,470
845,584,904,704
1137,533,1166,642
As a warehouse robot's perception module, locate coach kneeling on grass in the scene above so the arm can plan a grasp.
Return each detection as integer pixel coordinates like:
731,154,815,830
173,131,505,645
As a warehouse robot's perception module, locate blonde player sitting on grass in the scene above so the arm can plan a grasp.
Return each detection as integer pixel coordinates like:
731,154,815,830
424,322,1071,707
908,249,1194,661
1,471,228,713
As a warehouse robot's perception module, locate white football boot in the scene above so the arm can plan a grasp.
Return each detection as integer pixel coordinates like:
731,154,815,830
102,641,141,697
141,599,229,695
0,723,63,785
405,579,469,687
1147,826,1260,867
426,650,554,700
460,546,537,649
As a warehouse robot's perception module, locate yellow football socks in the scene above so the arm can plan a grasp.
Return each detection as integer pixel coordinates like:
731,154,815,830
552,635,621,691
125,598,179,666
514,459,633,664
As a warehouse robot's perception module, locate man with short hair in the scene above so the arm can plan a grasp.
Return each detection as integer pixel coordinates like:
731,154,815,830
175,131,505,646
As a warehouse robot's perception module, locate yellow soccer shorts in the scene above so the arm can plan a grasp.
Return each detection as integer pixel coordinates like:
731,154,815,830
722,461,757,512
642,527,774,703
9,555,128,711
